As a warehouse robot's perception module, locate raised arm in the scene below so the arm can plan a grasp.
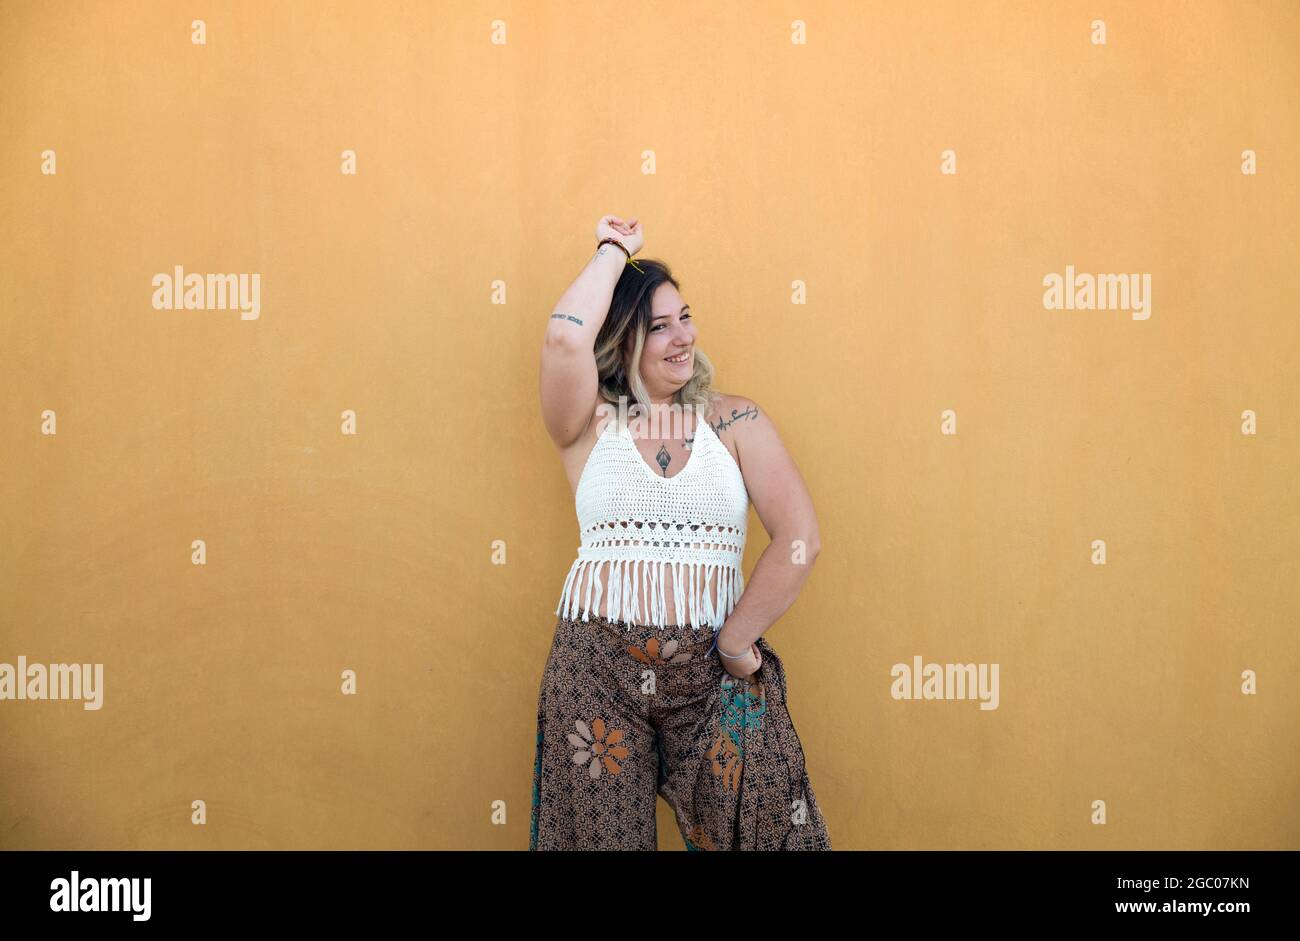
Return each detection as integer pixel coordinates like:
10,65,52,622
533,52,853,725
539,216,643,450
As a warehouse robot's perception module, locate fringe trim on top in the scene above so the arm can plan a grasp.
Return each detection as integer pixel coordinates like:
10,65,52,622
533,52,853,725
554,557,744,630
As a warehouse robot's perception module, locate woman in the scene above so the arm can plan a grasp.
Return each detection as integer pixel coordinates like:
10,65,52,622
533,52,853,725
530,214,831,851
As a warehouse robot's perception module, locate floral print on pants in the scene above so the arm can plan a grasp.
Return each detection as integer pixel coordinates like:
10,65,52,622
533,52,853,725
529,613,832,851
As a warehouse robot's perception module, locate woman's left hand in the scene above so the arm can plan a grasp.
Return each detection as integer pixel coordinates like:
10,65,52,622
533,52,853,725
720,641,762,679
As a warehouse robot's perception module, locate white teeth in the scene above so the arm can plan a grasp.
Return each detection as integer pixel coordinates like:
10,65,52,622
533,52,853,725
666,351,690,363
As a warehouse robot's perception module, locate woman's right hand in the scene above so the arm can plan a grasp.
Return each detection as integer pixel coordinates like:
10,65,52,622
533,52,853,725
720,640,762,679
596,215,643,256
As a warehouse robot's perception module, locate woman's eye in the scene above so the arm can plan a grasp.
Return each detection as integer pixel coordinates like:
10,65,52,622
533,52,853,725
651,313,690,331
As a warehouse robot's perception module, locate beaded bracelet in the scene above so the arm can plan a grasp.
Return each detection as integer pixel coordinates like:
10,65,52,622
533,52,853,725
597,236,645,273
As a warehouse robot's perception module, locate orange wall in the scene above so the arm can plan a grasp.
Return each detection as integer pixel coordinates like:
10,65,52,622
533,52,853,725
1,0,1297,849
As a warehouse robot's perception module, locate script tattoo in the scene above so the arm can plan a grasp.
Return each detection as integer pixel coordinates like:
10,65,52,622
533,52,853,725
711,405,759,436
550,313,583,325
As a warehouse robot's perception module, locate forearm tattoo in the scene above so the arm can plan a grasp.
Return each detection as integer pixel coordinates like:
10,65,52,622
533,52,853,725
550,312,583,325
711,406,759,436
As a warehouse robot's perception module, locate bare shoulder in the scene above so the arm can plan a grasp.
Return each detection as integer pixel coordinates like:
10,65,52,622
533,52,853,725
707,392,764,436
705,392,768,467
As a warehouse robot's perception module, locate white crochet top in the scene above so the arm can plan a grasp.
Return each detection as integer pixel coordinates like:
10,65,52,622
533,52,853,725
555,408,749,631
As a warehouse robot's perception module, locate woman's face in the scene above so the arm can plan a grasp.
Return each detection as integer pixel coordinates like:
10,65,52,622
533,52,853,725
630,282,696,401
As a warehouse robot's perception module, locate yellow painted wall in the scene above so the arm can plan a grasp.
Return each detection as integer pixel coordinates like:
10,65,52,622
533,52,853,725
1,0,1297,849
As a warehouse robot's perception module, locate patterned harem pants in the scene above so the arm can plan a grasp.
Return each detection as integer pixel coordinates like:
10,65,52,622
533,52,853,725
529,613,832,850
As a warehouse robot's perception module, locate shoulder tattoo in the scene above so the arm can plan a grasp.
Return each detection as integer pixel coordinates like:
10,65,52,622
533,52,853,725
711,404,759,436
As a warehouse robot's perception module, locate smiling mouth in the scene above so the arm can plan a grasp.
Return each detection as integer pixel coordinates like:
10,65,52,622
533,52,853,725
665,350,691,364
